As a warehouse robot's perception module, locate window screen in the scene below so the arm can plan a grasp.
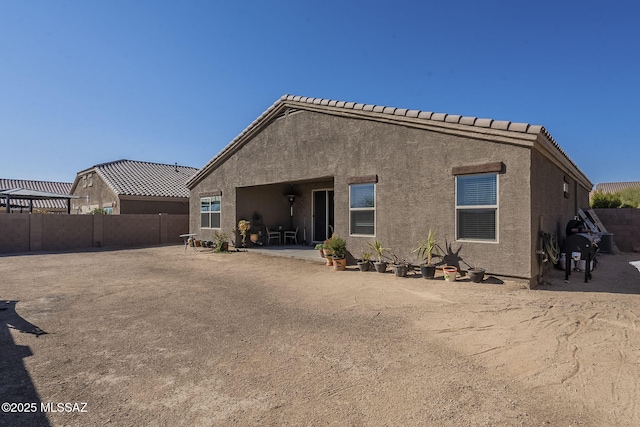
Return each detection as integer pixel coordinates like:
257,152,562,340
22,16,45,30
349,183,375,236
456,174,497,241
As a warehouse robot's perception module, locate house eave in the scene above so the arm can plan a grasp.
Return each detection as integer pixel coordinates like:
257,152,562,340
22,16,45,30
187,95,591,191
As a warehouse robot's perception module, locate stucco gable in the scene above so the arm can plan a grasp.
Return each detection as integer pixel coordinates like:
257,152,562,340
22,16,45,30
188,95,592,190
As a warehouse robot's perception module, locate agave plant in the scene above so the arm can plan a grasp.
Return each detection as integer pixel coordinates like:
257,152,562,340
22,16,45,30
412,229,441,266
368,239,388,263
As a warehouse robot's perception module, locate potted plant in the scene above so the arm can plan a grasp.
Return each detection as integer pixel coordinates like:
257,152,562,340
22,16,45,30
468,264,486,283
357,252,372,272
388,250,409,277
327,235,347,271
412,229,441,279
323,237,334,266
250,212,262,245
443,266,458,282
314,243,325,258
237,220,250,247
213,230,230,252
368,240,388,273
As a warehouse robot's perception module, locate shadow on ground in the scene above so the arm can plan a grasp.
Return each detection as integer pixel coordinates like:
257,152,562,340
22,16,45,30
0,301,50,427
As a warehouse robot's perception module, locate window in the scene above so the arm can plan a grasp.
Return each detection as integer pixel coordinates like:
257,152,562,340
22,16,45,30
349,183,375,236
103,207,113,215
200,196,221,228
456,173,497,241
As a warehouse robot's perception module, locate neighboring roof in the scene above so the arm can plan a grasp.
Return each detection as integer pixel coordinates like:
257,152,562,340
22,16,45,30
72,159,198,198
595,181,640,194
0,179,73,210
0,188,79,199
187,94,592,189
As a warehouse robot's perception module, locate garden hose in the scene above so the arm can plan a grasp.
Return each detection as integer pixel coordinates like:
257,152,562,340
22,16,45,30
542,231,560,265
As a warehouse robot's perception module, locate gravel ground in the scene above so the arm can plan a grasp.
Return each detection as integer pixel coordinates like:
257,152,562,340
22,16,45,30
1,245,639,426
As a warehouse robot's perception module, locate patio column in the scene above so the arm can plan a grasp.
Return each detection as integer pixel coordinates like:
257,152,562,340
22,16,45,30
5,196,9,213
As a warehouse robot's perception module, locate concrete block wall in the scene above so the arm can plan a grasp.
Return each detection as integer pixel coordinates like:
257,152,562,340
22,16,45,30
0,214,188,254
0,215,30,253
592,208,640,252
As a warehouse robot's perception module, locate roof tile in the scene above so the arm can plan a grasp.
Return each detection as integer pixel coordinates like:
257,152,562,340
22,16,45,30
91,160,197,198
508,122,529,132
491,120,510,130
475,118,493,128
459,116,476,125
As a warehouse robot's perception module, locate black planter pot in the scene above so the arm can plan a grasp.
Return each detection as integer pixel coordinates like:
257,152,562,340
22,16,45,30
468,268,485,283
357,261,371,272
392,263,408,277
420,264,436,279
373,261,387,273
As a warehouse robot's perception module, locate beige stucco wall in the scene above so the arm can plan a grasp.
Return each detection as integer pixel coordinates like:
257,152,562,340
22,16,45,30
530,149,592,285
120,198,189,215
191,109,539,279
71,172,120,214
71,172,189,215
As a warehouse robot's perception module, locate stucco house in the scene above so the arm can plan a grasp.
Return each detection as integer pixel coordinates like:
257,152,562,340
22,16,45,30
186,95,592,286
71,159,198,215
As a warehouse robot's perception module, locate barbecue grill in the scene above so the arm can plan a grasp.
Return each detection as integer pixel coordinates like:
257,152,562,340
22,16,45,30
562,232,598,283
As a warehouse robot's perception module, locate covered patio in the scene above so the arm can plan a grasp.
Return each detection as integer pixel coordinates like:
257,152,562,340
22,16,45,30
235,177,334,246
0,188,79,214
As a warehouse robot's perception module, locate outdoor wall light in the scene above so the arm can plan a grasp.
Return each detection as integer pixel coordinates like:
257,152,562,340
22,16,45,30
286,194,296,217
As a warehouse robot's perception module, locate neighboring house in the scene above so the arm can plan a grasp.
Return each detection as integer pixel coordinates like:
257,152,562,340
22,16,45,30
593,181,640,194
186,95,593,286
70,160,198,214
0,179,73,213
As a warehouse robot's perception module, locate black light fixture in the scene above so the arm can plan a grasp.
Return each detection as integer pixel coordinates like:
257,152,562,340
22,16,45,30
285,193,296,217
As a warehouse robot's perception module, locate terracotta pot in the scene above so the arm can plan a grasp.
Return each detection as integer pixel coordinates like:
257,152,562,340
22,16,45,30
333,257,346,271
324,250,334,266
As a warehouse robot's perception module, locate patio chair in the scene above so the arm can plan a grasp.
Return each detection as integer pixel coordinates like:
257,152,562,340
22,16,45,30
283,227,298,245
265,227,281,245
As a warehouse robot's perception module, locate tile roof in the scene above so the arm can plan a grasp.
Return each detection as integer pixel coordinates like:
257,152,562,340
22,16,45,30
595,181,640,194
0,179,73,210
84,160,198,198
188,94,592,190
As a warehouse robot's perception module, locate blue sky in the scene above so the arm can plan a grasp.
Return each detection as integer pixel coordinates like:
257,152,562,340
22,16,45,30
1,0,638,185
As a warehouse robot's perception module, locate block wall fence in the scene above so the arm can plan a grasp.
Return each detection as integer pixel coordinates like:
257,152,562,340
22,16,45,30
0,213,188,254
593,208,640,252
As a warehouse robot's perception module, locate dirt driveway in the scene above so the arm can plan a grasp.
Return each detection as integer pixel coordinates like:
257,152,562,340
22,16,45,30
1,246,639,426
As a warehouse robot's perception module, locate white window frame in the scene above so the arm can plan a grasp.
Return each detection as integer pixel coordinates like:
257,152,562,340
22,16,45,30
349,183,376,237
455,173,499,243
200,195,221,229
